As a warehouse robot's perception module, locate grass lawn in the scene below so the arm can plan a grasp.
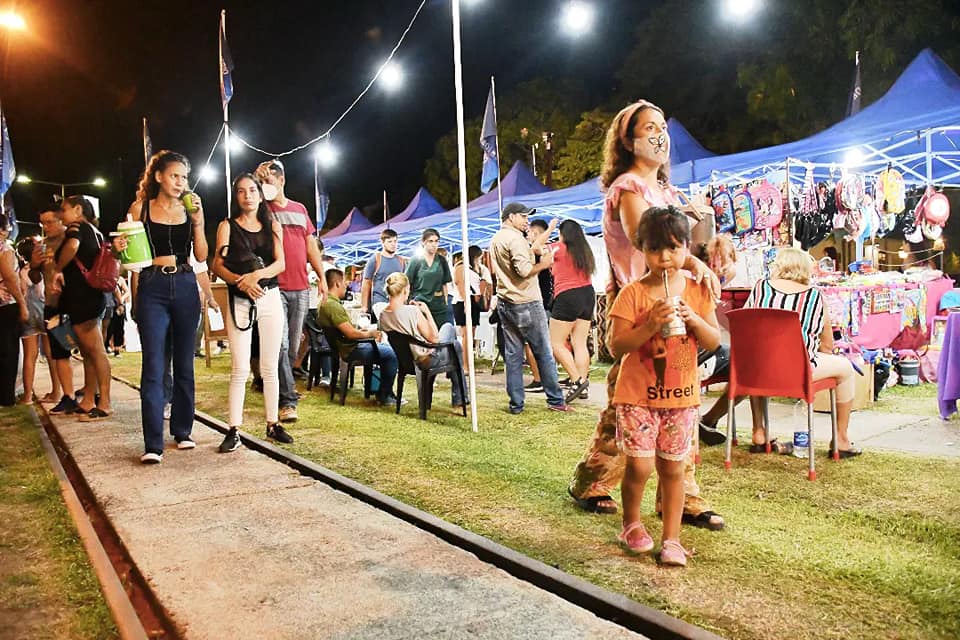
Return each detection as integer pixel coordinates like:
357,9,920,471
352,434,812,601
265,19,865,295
0,406,117,640
112,353,959,640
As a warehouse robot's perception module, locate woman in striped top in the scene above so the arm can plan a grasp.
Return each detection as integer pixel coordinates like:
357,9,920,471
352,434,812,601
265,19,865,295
745,248,861,457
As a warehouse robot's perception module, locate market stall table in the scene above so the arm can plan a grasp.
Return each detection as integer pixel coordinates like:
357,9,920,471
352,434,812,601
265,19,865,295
819,276,953,349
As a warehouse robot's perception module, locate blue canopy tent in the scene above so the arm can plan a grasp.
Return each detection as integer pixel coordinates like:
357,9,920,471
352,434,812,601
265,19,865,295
373,187,445,231
468,160,550,207
322,206,374,239
325,121,718,263
671,48,960,189
667,117,716,185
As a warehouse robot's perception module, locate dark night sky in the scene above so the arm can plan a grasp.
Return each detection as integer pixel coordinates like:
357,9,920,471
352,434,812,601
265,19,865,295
2,0,645,232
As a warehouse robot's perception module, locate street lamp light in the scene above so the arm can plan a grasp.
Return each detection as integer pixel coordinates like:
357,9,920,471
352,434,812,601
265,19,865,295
560,1,595,38
0,11,26,31
314,139,339,170
378,61,404,92
15,174,107,198
722,0,762,22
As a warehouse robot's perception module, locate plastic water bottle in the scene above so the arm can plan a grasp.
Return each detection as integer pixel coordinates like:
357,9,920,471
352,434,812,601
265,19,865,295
792,430,809,458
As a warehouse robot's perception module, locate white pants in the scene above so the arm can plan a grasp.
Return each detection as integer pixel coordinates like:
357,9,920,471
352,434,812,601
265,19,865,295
226,287,283,426
812,352,856,404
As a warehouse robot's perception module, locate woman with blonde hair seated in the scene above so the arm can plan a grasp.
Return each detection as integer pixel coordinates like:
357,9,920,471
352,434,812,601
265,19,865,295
378,272,466,408
745,247,861,457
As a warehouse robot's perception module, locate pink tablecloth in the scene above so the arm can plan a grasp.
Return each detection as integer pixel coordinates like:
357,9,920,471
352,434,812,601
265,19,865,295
827,278,954,349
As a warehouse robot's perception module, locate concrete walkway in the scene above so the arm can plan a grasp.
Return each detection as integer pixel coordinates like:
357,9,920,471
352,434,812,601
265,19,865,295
473,370,960,458
37,376,645,640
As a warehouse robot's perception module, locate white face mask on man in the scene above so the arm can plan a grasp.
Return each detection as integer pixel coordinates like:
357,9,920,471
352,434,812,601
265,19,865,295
632,132,669,164
260,183,279,202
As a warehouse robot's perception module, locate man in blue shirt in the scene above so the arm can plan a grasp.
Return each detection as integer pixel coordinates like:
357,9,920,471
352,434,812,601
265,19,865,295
361,229,407,321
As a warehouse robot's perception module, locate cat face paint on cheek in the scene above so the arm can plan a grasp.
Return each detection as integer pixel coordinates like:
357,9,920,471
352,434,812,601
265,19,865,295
632,132,669,162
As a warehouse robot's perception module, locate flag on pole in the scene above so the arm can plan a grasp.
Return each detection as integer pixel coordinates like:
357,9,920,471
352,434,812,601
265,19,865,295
219,11,235,109
383,190,390,225
0,104,15,195
479,84,499,194
314,157,329,231
142,117,153,167
846,51,862,117
0,103,17,239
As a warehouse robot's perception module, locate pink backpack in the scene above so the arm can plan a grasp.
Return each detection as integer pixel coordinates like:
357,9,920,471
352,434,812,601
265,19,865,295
751,180,783,229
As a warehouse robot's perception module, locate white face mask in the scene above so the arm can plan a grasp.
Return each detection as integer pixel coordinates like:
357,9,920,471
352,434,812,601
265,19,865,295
633,132,669,163
261,183,279,202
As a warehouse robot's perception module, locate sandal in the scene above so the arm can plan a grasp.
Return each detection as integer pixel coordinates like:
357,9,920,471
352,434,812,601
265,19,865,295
568,488,618,514
617,522,654,554
749,439,794,455
680,511,725,531
79,408,112,422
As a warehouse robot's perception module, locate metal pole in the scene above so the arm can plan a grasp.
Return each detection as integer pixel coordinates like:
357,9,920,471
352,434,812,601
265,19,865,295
452,0,478,433
221,10,232,213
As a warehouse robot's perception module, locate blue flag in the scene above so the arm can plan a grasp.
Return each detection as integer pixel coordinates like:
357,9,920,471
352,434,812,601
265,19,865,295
480,84,499,194
219,12,235,108
0,104,15,195
314,158,329,231
0,104,16,239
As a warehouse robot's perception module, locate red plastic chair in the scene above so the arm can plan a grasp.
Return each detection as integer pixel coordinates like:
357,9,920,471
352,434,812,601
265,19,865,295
725,308,839,481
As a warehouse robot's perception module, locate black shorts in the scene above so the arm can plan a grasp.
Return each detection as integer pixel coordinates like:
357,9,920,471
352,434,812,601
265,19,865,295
44,305,73,360
550,285,595,322
453,300,480,327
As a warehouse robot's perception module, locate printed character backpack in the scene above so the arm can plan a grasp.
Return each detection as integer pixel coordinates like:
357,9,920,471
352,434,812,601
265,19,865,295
711,187,735,234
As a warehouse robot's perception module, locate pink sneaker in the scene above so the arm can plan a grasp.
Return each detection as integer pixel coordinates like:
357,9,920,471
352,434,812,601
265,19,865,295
617,522,654,554
658,539,692,567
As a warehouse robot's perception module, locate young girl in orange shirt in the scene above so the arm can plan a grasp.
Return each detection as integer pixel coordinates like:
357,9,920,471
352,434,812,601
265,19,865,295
608,206,720,566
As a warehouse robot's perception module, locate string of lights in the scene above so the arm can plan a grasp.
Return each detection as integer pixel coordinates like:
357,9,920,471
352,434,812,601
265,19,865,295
192,123,225,190
878,252,944,269
228,0,427,160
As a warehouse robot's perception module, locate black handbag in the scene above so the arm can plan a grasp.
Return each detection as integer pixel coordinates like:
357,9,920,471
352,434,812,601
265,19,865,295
221,221,266,331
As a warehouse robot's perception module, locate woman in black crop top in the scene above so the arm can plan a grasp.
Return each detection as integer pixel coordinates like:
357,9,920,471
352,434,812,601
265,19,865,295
54,195,113,420
118,150,208,464
212,173,288,452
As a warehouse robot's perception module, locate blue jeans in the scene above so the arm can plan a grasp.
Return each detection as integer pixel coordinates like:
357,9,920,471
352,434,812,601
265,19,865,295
498,299,563,411
426,323,464,405
279,289,309,408
346,341,398,404
136,270,200,455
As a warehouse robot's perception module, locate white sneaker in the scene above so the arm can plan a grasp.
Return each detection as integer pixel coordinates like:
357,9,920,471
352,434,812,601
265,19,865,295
163,403,172,420
318,375,331,387
140,452,163,464
176,438,196,450
211,345,222,355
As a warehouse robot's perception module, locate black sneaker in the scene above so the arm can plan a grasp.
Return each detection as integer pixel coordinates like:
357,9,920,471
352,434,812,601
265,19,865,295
698,422,727,447
50,395,79,415
219,427,241,453
564,378,590,404
524,380,544,393
266,422,294,444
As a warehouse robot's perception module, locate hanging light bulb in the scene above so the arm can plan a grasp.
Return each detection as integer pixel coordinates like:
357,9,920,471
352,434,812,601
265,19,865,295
897,243,909,260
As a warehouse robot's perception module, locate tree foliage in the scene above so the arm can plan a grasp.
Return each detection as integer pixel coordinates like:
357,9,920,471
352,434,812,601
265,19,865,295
423,0,960,195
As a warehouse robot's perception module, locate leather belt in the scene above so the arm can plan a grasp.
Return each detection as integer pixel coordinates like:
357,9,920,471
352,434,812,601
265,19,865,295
144,264,193,274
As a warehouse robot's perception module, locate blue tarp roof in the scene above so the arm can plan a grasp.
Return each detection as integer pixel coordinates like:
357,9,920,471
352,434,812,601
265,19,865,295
322,206,374,238
468,160,551,207
672,48,960,186
388,187,445,224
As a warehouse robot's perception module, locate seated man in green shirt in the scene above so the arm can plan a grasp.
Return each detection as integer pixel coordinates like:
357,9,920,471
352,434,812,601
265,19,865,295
317,268,399,406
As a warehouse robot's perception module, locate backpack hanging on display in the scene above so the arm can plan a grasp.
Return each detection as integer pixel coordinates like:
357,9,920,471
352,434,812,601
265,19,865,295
731,186,756,234
711,186,735,233
750,179,783,229
878,167,906,214
836,175,865,236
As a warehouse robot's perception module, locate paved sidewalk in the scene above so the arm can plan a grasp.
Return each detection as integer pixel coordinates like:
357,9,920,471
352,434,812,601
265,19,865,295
37,376,645,639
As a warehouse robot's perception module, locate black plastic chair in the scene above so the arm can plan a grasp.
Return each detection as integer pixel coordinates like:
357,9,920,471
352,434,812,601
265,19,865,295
322,325,381,405
303,313,333,391
385,330,467,420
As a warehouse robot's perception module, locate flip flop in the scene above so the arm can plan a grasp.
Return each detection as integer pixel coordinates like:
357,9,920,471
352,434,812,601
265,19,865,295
568,488,618,514
680,511,725,531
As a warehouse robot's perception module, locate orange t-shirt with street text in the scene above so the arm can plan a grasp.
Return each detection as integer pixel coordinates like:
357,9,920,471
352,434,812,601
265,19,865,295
610,277,715,409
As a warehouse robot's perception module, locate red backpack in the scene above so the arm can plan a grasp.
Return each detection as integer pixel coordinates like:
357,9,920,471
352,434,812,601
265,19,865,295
74,227,120,292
